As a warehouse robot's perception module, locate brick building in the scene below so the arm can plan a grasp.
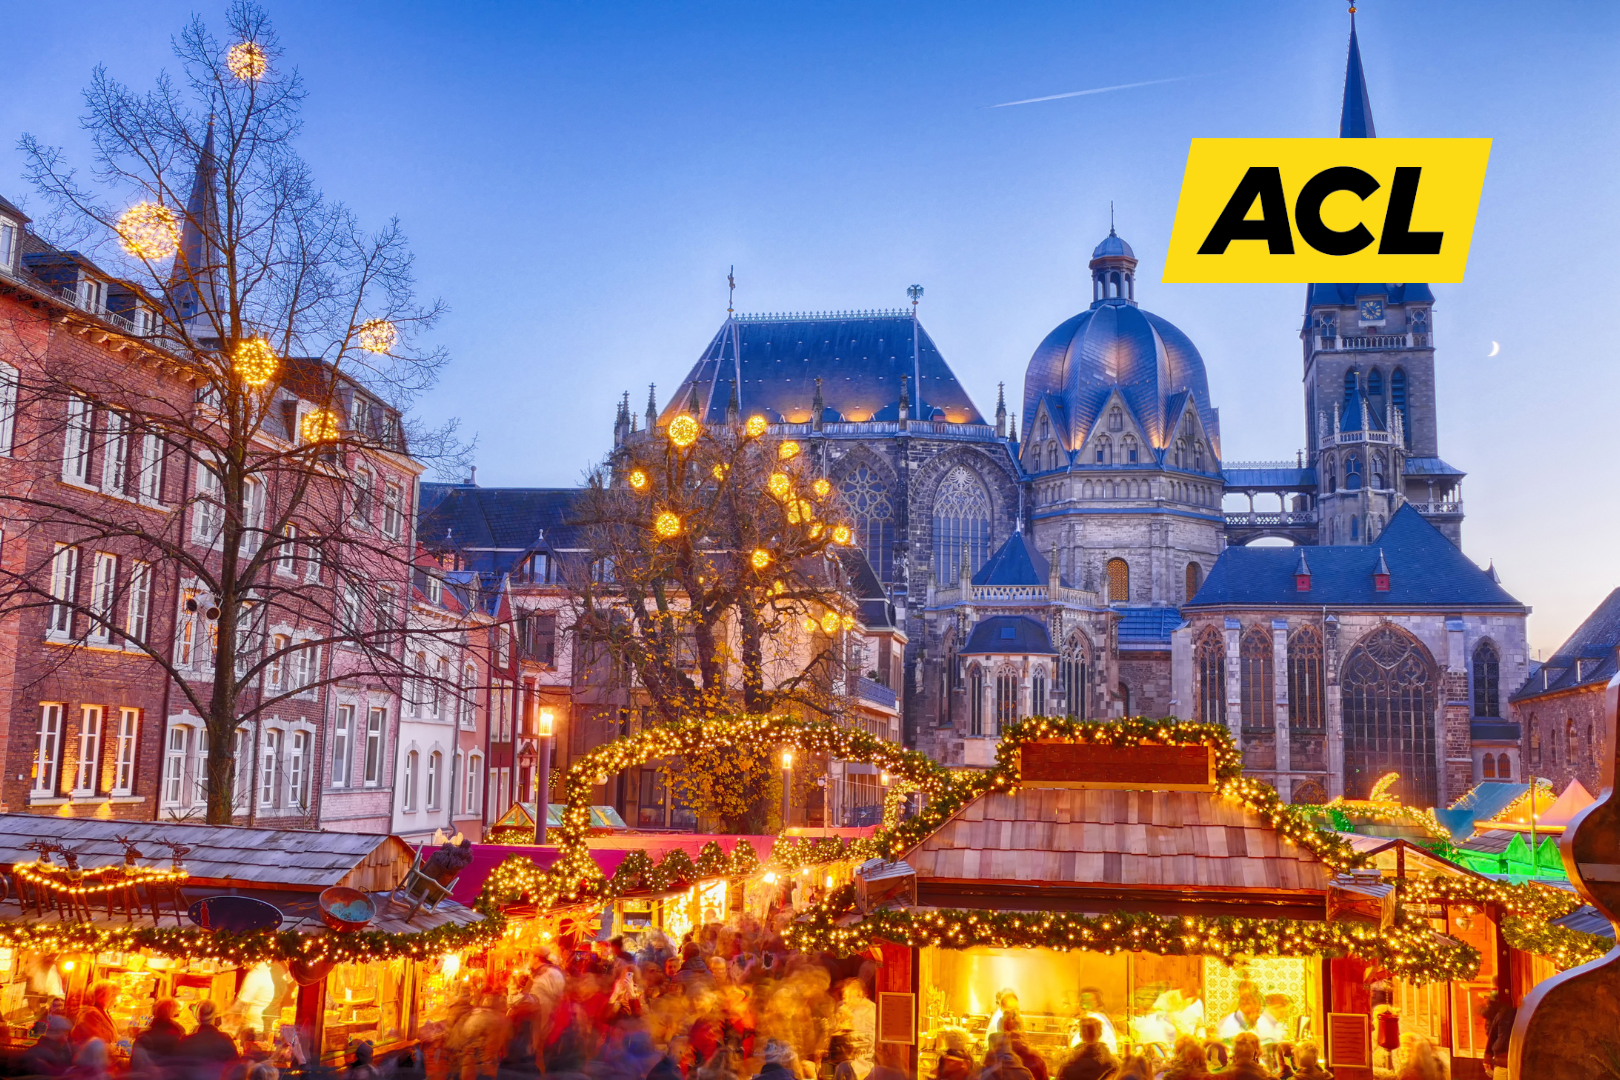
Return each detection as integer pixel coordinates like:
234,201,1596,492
1511,588,1620,795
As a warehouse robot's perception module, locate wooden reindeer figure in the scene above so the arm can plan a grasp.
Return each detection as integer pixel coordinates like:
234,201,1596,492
1512,674,1620,1076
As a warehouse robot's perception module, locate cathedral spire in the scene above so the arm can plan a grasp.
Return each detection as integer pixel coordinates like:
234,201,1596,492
646,383,658,429
1340,10,1376,138
995,382,1007,439
168,118,224,339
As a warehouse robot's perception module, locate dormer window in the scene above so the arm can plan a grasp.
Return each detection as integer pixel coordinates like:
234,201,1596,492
0,218,16,274
426,575,443,605
78,275,106,314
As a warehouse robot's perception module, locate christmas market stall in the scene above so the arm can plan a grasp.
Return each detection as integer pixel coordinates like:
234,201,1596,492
0,815,495,1067
784,719,1490,1080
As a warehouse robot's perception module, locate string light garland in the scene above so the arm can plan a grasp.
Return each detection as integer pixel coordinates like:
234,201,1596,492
12,861,188,896
784,887,1480,985
233,336,278,387
117,202,180,261
357,318,398,354
227,41,268,80
667,415,700,448
1395,874,1609,971
300,408,340,443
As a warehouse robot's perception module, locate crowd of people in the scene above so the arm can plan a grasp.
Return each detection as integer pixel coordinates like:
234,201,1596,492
0,917,1507,1080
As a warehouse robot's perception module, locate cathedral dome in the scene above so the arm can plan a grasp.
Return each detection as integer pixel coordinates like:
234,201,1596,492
1022,232,1220,456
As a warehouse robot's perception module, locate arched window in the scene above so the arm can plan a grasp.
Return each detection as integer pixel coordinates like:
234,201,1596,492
840,464,897,582
1344,368,1358,396
1195,626,1226,726
1344,454,1363,491
1391,368,1408,446
968,665,985,736
1185,562,1202,600
1047,444,1059,471
1324,455,1337,494
931,466,991,581
1094,437,1111,465
1341,626,1438,805
1498,752,1511,780
1106,558,1130,604
1174,440,1186,468
1109,407,1124,432
402,750,418,812
1483,753,1496,779
1194,442,1205,471
1350,516,1359,541
1239,625,1276,733
1529,714,1541,765
426,751,441,810
1293,779,1328,805
1371,452,1386,490
1039,416,1050,441
1032,668,1047,716
1368,368,1384,396
1472,642,1501,717
1060,631,1091,719
1287,625,1325,732
995,671,1019,733
1567,719,1578,765
1123,436,1138,464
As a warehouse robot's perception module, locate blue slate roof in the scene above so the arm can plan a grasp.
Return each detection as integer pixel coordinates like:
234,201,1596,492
1092,229,1135,260
419,485,584,572
1117,606,1185,648
661,313,984,428
1553,906,1615,939
1338,385,1385,432
961,614,1056,656
972,532,1053,587
1222,466,1316,488
1512,587,1620,702
1433,781,1529,842
1186,505,1525,609
1340,17,1376,138
1403,457,1466,478
1307,282,1436,307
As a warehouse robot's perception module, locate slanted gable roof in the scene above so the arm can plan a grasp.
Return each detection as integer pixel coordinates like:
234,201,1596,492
1511,587,1620,701
972,532,1051,587
961,614,1055,655
419,485,584,565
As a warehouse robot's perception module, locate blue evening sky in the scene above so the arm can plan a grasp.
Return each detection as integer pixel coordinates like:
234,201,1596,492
2,2,1615,653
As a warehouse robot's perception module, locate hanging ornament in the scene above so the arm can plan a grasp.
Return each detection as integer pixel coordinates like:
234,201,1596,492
227,41,269,80
832,524,853,545
300,409,340,443
768,473,791,498
628,469,648,491
751,549,773,570
233,336,278,387
813,478,831,498
778,440,801,460
820,611,841,634
654,511,682,539
712,464,727,480
667,415,700,448
357,318,398,354
745,415,768,437
117,202,180,261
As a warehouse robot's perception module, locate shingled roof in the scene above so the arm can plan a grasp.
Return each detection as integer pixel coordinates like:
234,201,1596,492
1188,506,1523,609
419,484,584,556
1511,587,1620,702
972,532,1052,587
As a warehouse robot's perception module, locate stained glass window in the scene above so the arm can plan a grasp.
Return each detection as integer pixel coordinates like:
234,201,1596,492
839,464,896,582
1341,626,1438,806
932,466,991,581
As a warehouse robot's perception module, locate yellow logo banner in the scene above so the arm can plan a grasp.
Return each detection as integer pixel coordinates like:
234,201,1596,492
1163,138,1491,283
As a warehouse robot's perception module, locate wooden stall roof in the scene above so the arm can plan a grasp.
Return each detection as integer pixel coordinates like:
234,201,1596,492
906,787,1335,894
0,814,413,893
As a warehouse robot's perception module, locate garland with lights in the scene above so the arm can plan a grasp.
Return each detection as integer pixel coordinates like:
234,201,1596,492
12,861,189,897
785,886,1479,985
1498,916,1612,971
1394,873,1612,970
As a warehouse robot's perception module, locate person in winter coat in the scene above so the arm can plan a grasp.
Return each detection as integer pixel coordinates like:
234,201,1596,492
180,1001,241,1077
134,999,186,1062
1056,1018,1118,1080
1291,1041,1333,1080
1481,991,1515,1080
1160,1036,1212,1080
70,983,118,1050
1221,1033,1275,1080
756,1039,799,1080
21,1014,75,1077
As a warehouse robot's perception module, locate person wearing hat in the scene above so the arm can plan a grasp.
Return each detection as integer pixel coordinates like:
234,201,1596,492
21,1013,74,1076
757,1039,798,1080
181,1000,240,1071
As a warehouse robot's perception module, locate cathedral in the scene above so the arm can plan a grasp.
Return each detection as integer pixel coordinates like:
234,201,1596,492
636,18,1527,808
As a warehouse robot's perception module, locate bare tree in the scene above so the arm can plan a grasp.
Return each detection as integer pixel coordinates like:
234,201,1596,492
2,2,473,823
566,411,864,831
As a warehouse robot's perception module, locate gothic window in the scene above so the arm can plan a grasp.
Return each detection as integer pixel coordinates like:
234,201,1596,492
1124,436,1138,463
1391,368,1409,447
1195,442,1205,471
1341,626,1438,806
1472,641,1501,717
1032,668,1046,716
1095,437,1111,465
1047,444,1059,471
1194,626,1226,727
969,665,985,736
931,466,991,580
1059,631,1091,719
1368,368,1384,396
1370,452,1386,490
1039,416,1050,441
1324,455,1337,495
839,464,897,582
1344,368,1358,396
1293,779,1328,805
1174,440,1185,468
1483,753,1496,779
1350,516,1360,541
1529,714,1541,765
1185,562,1202,600
1106,558,1130,604
1567,719,1578,765
1497,753,1511,780
1287,625,1325,732
995,671,1018,733
1108,407,1124,432
1240,626,1275,733
1344,454,1363,491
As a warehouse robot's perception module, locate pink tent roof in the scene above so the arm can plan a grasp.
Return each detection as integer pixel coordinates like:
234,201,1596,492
1538,780,1596,829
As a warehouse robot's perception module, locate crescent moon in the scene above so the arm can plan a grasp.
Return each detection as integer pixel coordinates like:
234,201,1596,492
1488,341,1500,357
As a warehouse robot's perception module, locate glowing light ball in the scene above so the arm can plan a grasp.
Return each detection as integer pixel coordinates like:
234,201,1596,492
233,336,278,387
768,473,791,498
300,408,340,443
778,440,801,460
667,414,700,448
117,202,179,261
628,469,648,491
227,41,268,80
653,511,682,539
820,612,840,634
357,318,397,354
832,524,853,545
813,478,831,498
750,549,772,570
745,414,768,437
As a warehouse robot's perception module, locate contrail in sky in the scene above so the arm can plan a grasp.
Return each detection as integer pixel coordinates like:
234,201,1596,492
989,75,1193,108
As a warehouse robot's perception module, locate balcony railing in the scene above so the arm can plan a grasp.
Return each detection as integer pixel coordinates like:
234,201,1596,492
1410,500,1464,516
1225,510,1319,528
1316,333,1430,351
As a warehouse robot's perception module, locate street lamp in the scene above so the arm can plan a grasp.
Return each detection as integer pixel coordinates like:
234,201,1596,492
534,707,556,845
781,749,794,832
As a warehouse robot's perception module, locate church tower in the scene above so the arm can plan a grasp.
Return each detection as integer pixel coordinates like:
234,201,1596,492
1303,15,1465,546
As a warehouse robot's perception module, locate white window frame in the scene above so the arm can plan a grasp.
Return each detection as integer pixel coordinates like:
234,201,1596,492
233,728,252,809
101,409,127,494
34,703,64,796
137,431,165,504
240,477,266,554
350,466,374,529
125,561,152,647
260,728,282,808
364,705,385,786
433,657,449,720
426,750,441,811
162,723,188,806
276,524,298,576
460,662,478,729
331,704,354,788
268,633,291,692
293,641,318,697
0,220,15,272
382,480,404,540
87,552,117,644
193,459,224,547
305,538,322,583
191,727,210,807
0,360,17,456
341,585,361,635
465,752,482,815
375,584,397,637
112,707,140,796
47,544,78,640
401,750,418,812
72,705,104,796
175,587,200,666
287,729,309,810
63,396,92,485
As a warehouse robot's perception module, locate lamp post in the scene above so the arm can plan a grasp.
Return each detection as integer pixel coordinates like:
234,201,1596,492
781,749,794,832
534,708,555,845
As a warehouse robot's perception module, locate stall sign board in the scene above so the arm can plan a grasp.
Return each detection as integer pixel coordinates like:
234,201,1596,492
1327,1012,1371,1067
1017,740,1216,790
877,992,916,1045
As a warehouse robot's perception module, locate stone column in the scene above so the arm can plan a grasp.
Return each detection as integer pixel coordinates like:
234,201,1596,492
1325,615,1345,798
1442,618,1474,804
1224,617,1243,742
1272,619,1292,797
